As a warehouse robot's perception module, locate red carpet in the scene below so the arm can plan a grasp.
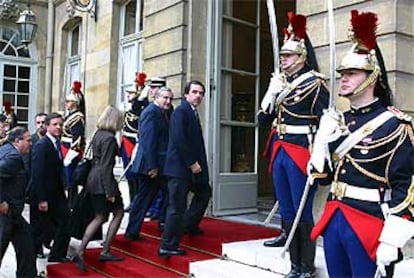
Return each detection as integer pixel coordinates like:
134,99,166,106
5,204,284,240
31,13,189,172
48,217,279,277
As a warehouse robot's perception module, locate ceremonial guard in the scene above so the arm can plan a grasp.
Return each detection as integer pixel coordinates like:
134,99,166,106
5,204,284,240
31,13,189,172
62,81,86,208
257,12,329,278
121,72,148,204
309,10,414,278
2,100,17,129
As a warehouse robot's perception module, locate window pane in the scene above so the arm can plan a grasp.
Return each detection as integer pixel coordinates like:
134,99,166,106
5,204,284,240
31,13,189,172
124,0,137,36
2,94,15,105
17,95,29,107
231,126,255,172
17,81,29,93
223,0,257,24
4,65,16,77
3,80,15,92
221,72,256,123
18,66,30,79
71,25,80,56
139,0,144,31
219,125,255,173
222,21,256,72
17,47,30,57
16,109,28,122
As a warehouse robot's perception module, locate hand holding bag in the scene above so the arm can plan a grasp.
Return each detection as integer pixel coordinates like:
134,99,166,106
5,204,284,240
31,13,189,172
71,130,96,187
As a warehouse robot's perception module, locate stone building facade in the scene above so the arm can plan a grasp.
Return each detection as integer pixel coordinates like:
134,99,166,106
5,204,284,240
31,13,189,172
0,0,413,216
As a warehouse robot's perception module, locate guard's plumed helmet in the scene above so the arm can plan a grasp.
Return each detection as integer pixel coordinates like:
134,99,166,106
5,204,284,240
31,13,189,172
66,81,86,114
280,12,319,71
125,72,147,96
280,12,307,57
337,10,392,106
66,81,83,104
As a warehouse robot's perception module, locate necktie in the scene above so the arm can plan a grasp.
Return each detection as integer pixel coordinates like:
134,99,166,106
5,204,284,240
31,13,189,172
194,109,199,121
55,140,62,159
163,111,169,123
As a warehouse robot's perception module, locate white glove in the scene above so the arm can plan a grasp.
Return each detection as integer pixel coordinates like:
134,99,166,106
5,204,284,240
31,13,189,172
308,109,344,173
260,73,285,113
376,215,414,276
63,149,79,166
376,242,398,276
316,109,344,144
138,86,150,101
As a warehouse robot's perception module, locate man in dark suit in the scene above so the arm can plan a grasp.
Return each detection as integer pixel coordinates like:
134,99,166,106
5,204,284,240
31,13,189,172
159,80,211,257
125,87,173,240
0,127,37,277
30,112,71,262
31,113,48,144
26,112,53,258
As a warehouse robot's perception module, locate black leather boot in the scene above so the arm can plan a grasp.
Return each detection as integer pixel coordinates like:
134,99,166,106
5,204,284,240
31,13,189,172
263,228,287,247
284,222,301,278
285,263,301,278
298,222,316,278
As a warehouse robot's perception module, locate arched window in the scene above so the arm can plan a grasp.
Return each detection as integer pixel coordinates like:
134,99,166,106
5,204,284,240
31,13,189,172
117,0,144,108
0,27,36,128
67,23,81,90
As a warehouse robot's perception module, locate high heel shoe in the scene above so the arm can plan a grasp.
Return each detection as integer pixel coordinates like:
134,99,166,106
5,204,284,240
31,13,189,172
73,254,86,271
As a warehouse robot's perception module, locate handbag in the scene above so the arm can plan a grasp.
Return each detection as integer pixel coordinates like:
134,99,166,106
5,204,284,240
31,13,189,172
71,130,96,187
69,188,103,240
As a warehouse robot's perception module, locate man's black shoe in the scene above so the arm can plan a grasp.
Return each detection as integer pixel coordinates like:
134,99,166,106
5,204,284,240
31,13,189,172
47,256,70,263
263,232,287,247
124,233,144,241
158,247,187,258
184,228,204,236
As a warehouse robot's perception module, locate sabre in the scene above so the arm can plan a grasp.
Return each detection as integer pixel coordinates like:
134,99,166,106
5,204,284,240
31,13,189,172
266,0,280,75
327,0,336,110
280,177,312,257
264,201,279,226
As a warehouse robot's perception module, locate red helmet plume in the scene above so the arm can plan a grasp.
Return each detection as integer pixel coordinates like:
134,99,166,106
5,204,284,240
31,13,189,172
350,10,378,52
72,81,82,94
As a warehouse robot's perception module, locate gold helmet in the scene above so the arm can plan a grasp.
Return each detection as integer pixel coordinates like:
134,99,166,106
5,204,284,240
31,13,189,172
66,81,86,114
66,81,83,104
336,11,382,98
280,12,319,71
125,72,147,96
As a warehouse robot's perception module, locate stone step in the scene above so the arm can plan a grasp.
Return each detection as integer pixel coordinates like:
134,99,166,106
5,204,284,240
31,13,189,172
221,238,328,277
189,258,282,278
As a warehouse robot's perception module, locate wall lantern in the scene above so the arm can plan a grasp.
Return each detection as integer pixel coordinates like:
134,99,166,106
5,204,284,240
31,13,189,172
16,1,37,45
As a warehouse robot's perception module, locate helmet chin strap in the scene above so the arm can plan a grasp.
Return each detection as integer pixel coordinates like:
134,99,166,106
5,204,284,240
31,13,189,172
341,68,380,98
282,53,306,74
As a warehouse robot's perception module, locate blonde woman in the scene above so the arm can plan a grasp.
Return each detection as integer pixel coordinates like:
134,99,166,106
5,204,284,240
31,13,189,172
73,106,124,271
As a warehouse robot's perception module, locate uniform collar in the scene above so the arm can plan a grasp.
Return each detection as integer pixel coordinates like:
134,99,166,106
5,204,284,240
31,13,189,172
350,98,382,115
286,66,309,82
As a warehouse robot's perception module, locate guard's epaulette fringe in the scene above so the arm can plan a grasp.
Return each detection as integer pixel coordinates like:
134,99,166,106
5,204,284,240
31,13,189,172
387,106,412,122
311,70,326,80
